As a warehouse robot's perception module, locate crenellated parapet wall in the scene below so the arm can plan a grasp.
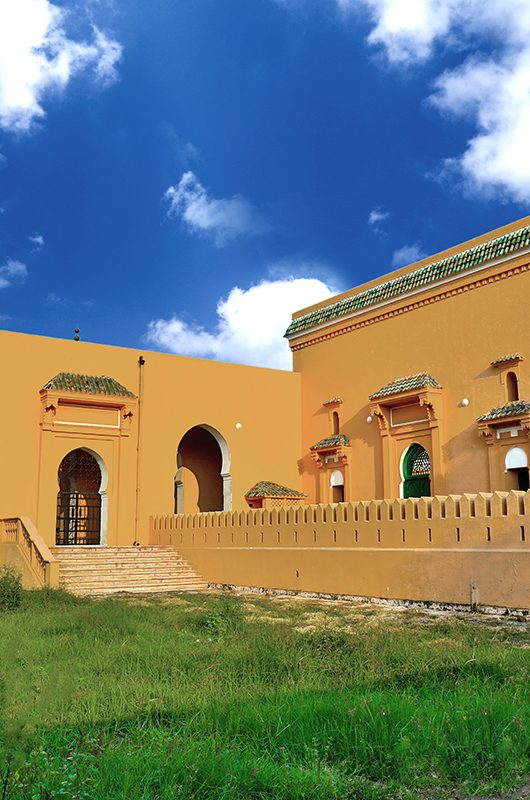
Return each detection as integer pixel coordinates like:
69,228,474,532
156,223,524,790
150,492,530,609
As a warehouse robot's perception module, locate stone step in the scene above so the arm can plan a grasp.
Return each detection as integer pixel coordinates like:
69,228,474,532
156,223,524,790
62,580,207,592
59,565,194,575
58,560,190,569
60,572,198,586
51,546,178,552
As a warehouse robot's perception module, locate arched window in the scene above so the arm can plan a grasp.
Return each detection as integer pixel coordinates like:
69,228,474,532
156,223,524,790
401,443,431,498
330,469,344,503
505,447,529,491
332,411,340,435
507,371,519,402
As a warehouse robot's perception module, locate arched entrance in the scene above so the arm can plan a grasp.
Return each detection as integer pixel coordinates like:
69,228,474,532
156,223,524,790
401,443,431,498
56,448,107,545
175,425,232,513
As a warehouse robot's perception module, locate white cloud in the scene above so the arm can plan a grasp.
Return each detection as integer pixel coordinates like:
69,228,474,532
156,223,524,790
0,0,122,132
0,259,27,289
368,208,389,226
391,242,426,267
146,275,337,370
342,0,530,201
165,171,268,246
29,232,45,250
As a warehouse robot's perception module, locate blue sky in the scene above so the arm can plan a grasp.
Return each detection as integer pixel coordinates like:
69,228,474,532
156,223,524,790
1,0,529,369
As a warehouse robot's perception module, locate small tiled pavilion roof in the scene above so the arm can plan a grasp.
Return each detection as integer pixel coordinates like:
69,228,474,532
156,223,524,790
490,353,524,367
42,372,135,398
245,481,307,499
369,372,441,401
310,434,350,450
323,396,343,406
478,400,530,422
285,225,530,338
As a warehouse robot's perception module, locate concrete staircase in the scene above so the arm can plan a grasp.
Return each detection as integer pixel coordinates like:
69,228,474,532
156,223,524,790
51,545,208,596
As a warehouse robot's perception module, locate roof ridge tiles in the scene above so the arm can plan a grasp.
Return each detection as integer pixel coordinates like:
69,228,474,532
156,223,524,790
285,225,530,338
369,372,441,400
310,433,351,450
245,480,307,498
478,399,530,422
42,372,135,398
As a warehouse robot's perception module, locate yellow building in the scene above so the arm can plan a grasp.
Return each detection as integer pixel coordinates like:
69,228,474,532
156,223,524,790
1,216,529,607
288,216,530,505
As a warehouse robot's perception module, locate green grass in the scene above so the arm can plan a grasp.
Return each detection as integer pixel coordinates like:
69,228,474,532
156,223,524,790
0,590,528,799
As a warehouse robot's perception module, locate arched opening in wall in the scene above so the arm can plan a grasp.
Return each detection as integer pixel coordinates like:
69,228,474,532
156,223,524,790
175,425,231,513
401,443,431,499
505,447,529,491
56,448,107,545
332,411,340,435
507,371,519,402
330,469,344,503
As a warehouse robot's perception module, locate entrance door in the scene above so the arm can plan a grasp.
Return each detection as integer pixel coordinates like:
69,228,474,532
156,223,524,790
56,449,102,545
402,443,431,498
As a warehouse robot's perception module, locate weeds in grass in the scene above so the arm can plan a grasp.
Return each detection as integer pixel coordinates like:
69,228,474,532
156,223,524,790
0,591,527,799
0,565,22,611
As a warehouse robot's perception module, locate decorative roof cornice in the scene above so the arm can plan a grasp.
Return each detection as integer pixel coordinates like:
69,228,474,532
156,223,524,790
369,372,441,401
490,353,524,368
478,400,530,422
42,372,135,398
245,481,307,499
323,396,343,406
310,434,350,451
285,225,530,339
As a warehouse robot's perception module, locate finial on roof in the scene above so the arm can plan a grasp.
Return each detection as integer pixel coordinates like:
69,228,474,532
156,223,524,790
74,327,80,342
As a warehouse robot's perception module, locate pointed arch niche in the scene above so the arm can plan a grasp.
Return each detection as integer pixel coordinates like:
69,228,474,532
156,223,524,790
175,424,232,513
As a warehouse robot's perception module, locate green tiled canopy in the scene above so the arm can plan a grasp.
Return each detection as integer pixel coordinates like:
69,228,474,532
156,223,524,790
478,400,530,422
490,353,524,367
369,372,441,401
245,481,307,498
42,372,135,398
323,396,343,406
310,433,350,450
285,225,530,338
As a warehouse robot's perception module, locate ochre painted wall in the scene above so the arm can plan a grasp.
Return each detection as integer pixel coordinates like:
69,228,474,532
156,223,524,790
151,491,530,609
290,218,530,503
0,330,302,547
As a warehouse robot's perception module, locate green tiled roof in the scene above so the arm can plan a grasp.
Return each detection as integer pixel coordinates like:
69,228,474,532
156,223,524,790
478,400,530,422
310,434,350,450
43,372,135,398
490,353,524,367
245,481,306,499
323,396,343,406
369,372,441,400
285,225,530,338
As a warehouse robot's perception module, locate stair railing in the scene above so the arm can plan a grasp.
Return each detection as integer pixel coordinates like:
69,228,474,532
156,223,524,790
0,517,59,588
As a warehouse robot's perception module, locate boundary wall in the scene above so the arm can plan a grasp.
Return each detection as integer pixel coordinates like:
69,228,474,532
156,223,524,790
150,492,530,609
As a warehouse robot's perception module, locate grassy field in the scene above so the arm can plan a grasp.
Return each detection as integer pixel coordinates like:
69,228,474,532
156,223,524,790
0,589,528,800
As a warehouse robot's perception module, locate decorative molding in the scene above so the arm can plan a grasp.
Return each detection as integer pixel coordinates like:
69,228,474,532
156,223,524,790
290,260,530,352
370,404,388,432
419,397,436,421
